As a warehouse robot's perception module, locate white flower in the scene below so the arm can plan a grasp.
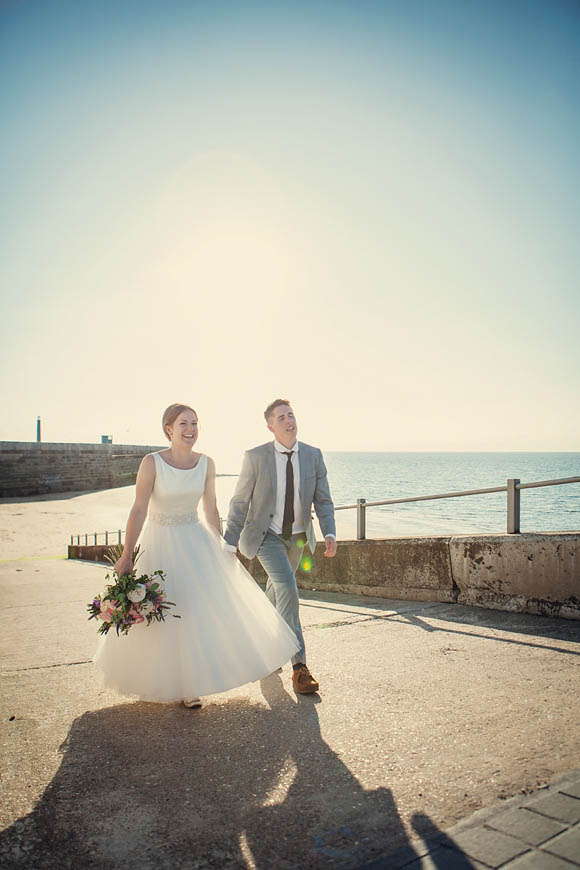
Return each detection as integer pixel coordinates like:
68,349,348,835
127,584,147,603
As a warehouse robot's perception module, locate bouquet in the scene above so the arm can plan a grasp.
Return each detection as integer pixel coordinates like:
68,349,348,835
87,546,179,636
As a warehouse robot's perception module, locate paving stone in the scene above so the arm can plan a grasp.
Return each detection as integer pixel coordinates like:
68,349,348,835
391,838,446,866
399,847,490,869
358,842,490,869
502,850,578,869
527,793,580,825
560,781,580,800
542,823,580,864
449,826,529,868
485,808,566,846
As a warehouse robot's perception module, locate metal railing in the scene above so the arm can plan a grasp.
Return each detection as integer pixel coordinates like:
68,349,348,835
336,476,580,539
70,475,579,546
70,530,124,546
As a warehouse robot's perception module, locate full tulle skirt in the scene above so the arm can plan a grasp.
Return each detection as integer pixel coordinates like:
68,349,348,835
93,520,299,702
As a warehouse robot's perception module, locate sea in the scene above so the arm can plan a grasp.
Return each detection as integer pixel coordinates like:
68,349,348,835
216,452,579,540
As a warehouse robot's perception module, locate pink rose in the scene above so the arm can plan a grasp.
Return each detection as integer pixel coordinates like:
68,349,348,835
127,606,145,624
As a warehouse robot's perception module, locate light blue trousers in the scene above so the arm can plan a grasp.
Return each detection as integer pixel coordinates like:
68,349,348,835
257,531,306,666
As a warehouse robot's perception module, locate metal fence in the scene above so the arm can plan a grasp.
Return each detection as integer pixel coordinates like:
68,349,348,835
338,475,580,540
70,530,124,546
70,475,579,546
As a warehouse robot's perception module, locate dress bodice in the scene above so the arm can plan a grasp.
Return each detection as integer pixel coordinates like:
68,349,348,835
148,452,208,525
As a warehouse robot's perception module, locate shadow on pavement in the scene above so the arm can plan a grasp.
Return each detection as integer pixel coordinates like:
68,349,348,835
410,812,476,869
0,491,99,505
357,811,477,869
0,675,418,869
398,605,580,656
300,593,580,656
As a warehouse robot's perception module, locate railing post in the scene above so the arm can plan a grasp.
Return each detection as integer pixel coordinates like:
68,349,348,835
94,533,98,545
105,531,109,545
84,534,88,545
357,498,366,540
507,479,520,533
118,530,122,545
70,535,73,545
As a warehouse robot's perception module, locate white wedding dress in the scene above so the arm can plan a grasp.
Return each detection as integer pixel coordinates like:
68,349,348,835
93,452,299,701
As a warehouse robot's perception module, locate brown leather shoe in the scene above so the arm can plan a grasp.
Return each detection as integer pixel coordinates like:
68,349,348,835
292,664,319,694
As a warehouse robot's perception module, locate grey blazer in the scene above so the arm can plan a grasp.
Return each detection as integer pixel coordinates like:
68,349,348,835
224,441,336,560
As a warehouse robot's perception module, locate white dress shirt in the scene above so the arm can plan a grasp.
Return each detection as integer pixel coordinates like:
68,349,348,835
270,440,305,535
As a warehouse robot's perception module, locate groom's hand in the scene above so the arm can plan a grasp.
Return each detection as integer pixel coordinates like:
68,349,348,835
324,536,337,558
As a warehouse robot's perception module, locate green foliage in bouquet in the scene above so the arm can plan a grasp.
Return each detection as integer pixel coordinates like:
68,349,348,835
87,563,180,636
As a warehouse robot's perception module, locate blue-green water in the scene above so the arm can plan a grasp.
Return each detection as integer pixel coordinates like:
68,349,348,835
323,452,579,537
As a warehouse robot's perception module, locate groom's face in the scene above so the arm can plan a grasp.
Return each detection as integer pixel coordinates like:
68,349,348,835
267,404,298,447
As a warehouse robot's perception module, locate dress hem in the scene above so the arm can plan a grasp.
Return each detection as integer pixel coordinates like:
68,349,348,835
92,656,294,703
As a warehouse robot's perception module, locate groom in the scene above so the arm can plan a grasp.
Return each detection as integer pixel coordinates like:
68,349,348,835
224,399,336,694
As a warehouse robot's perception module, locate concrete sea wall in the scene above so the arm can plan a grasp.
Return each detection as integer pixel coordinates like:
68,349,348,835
0,442,164,497
68,532,580,620
239,533,580,619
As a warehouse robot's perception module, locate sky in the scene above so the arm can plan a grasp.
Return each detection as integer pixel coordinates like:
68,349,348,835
1,0,579,470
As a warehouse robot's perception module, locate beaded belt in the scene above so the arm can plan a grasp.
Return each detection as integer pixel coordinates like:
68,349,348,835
148,511,199,526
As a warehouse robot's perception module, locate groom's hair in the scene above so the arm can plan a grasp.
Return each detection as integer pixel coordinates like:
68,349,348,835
162,403,198,440
264,399,292,423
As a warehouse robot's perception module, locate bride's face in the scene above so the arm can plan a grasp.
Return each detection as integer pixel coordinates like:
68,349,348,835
167,410,199,448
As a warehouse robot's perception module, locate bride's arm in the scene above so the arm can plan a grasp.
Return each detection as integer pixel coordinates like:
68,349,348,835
201,456,221,535
114,454,156,575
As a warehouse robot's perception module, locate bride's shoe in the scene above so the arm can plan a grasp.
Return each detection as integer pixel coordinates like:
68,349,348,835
183,697,202,709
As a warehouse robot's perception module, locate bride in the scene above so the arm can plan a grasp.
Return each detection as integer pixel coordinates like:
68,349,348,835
93,403,299,707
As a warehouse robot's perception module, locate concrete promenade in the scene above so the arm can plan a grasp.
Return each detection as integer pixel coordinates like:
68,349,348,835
1,491,580,868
